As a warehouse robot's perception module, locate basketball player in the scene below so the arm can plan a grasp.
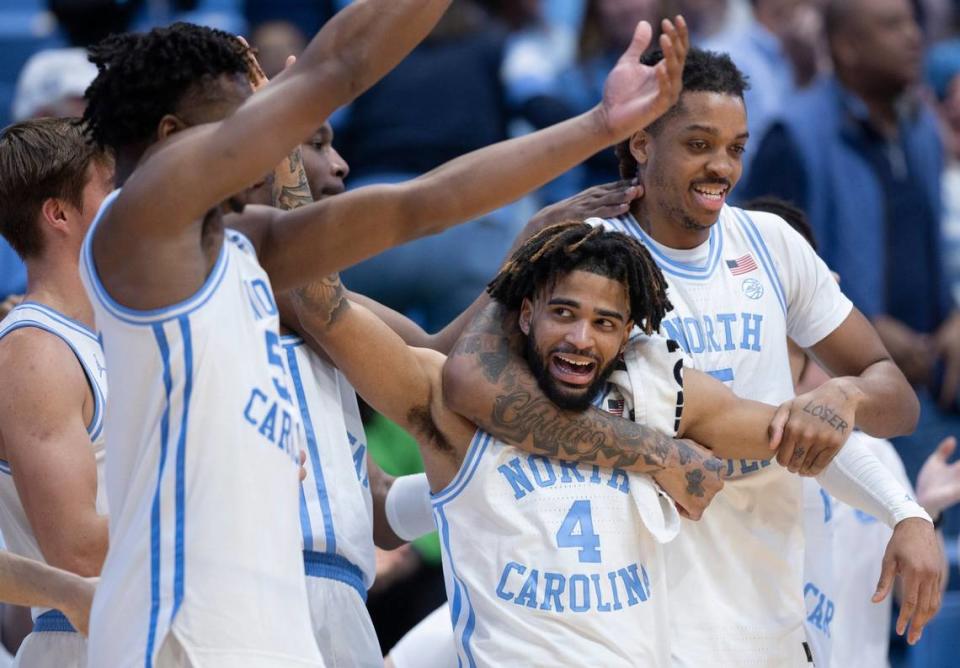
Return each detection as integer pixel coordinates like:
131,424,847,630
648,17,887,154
444,48,940,666
78,7,692,665
294,222,842,665
0,551,95,637
0,118,113,667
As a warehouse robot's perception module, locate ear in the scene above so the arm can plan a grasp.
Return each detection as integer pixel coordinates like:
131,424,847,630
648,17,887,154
621,320,634,349
518,298,534,336
629,131,652,167
39,197,70,236
157,113,188,141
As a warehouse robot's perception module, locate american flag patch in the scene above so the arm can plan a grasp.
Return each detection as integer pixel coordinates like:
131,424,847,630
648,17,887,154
726,253,758,276
607,399,624,416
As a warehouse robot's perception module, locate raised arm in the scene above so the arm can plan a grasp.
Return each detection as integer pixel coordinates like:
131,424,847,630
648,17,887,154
0,332,107,577
116,0,453,234
251,18,689,290
443,302,724,519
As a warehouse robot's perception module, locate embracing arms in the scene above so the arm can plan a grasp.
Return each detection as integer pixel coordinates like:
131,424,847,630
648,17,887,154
0,552,94,635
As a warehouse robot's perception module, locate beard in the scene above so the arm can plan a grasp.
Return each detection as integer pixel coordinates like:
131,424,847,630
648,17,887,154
524,327,618,412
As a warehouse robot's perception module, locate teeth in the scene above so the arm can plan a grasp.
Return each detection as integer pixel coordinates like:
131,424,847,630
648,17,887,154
693,185,726,197
557,354,593,368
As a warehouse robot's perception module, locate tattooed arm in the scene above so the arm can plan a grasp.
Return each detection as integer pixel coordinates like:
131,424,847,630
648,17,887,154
442,302,725,519
272,146,314,211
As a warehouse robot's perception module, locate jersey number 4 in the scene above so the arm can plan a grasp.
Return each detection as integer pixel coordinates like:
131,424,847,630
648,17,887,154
556,500,601,563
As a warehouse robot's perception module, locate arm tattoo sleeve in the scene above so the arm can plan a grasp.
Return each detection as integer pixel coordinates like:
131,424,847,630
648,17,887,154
294,273,349,330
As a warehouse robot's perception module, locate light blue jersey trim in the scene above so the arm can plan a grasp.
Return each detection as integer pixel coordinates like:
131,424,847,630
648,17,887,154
0,320,105,439
171,317,192,620
430,431,491,507
731,209,788,315
616,213,724,281
0,459,8,475
16,302,98,341
303,551,367,602
435,504,477,668
145,323,174,667
33,610,76,633
285,343,337,554
81,190,231,326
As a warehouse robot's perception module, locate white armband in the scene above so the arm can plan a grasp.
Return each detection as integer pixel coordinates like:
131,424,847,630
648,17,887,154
816,433,931,528
385,473,436,542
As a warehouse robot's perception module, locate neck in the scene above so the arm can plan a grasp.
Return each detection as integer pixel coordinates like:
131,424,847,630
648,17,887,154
837,71,900,136
23,251,94,328
631,199,711,250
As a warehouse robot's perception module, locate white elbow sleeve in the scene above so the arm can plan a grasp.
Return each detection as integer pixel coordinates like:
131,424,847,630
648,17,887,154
816,434,931,528
385,473,436,542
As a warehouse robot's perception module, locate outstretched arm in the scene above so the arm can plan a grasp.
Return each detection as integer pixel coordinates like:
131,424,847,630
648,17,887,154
443,302,724,519
0,552,94,636
250,18,689,290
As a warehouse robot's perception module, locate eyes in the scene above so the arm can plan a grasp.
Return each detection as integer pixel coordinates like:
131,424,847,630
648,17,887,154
686,139,745,156
550,307,617,331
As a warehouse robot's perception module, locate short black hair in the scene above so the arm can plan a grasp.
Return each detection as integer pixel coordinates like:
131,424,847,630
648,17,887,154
83,22,251,152
741,196,818,251
616,47,749,179
488,221,673,335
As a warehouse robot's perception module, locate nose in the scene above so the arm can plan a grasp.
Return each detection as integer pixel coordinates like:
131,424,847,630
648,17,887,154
564,320,595,351
705,150,734,180
331,148,349,180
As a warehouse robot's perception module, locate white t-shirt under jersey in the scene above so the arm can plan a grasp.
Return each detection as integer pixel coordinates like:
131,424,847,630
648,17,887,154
596,206,853,667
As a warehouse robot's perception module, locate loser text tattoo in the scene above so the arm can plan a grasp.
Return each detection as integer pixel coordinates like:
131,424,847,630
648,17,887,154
801,401,849,434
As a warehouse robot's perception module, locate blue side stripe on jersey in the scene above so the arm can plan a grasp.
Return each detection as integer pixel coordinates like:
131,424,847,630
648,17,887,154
171,317,193,620
145,323,175,668
733,209,788,315
81,192,232,326
286,346,337,554
16,302,98,341
619,213,725,280
0,459,10,475
431,432,491,507
0,321,105,438
298,485,313,550
435,504,477,668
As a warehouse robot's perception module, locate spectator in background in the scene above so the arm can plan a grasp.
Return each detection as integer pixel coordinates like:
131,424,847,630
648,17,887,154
742,0,960,499
927,38,960,307
250,20,306,78
705,0,826,176
335,1,567,331
1,48,98,303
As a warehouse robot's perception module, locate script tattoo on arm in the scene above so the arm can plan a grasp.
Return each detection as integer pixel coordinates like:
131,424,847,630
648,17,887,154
272,147,313,211
447,303,711,475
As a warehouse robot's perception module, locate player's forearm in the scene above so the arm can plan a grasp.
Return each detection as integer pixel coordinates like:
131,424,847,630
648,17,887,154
369,463,405,550
0,551,88,612
272,147,313,212
443,303,696,474
831,361,919,438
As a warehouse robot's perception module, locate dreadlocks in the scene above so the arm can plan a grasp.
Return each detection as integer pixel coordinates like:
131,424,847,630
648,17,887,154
488,221,673,334
83,22,251,152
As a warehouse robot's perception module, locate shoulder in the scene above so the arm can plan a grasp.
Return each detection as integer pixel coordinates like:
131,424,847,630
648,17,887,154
727,207,809,256
225,204,281,257
0,328,86,416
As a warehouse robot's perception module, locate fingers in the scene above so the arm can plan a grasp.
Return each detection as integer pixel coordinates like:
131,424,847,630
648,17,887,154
873,555,896,603
620,21,653,65
798,441,832,476
285,54,297,69
804,447,835,477
935,436,957,462
660,17,687,96
896,569,918,638
768,404,788,451
907,577,940,644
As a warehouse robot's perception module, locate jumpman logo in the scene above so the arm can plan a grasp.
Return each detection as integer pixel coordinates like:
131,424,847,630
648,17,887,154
94,355,106,378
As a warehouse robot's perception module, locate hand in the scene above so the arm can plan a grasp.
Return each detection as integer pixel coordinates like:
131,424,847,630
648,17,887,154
62,576,96,637
522,180,644,240
873,517,943,645
874,315,935,387
916,436,960,520
236,36,295,92
599,17,688,142
0,293,23,319
933,311,960,409
652,438,725,520
768,378,862,475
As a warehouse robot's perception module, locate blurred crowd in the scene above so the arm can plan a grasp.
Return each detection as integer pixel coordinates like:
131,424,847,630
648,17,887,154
3,0,960,665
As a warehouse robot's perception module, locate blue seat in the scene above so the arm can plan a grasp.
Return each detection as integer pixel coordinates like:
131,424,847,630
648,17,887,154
908,590,960,667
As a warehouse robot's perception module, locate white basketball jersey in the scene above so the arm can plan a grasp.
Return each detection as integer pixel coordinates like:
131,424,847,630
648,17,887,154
433,336,683,667
830,433,908,668
801,478,837,667
79,191,321,667
596,206,853,666
0,302,109,621
282,336,375,595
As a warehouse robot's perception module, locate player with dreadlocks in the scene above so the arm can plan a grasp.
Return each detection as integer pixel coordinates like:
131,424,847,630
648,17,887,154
290,221,810,667
76,4,696,664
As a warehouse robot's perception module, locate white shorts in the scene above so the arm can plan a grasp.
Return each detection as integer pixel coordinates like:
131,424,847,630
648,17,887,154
13,631,86,668
155,630,325,668
386,604,456,668
305,575,379,668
